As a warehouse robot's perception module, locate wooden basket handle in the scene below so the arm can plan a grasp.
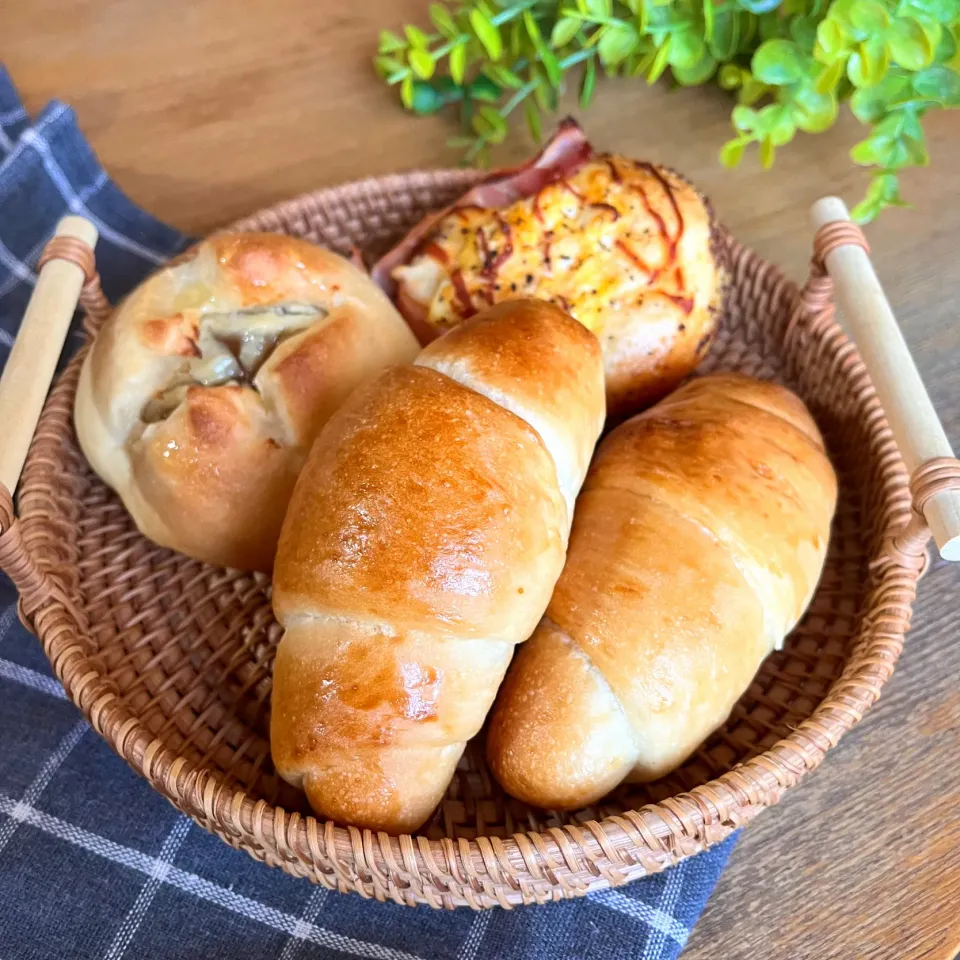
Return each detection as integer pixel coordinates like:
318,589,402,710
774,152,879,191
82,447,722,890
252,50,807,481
810,197,960,563
0,216,99,499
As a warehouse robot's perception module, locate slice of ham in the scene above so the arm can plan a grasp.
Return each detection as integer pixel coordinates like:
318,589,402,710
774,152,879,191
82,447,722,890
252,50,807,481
370,118,594,307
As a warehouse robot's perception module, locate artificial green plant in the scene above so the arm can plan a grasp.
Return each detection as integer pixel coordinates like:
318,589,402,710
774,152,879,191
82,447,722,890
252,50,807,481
375,0,960,220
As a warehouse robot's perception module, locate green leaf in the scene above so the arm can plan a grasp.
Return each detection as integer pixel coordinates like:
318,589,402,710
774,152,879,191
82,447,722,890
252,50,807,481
753,38,806,84
720,137,747,167
523,10,543,44
533,68,553,109
704,0,716,43
509,20,524,58
470,8,503,60
581,57,598,106
648,37,672,83
375,55,405,79
585,0,613,17
405,25,429,49
709,9,739,60
719,64,743,90
485,64,524,88
792,85,839,131
815,59,846,93
539,45,563,87
409,48,436,79
400,73,415,108
551,16,582,47
816,19,851,58
524,99,542,142
478,106,508,143
669,29,706,69
847,0,889,37
468,74,502,102
736,0,782,13
739,74,770,104
759,136,776,168
848,38,890,86
946,25,960,72
760,103,795,144
904,135,930,164
379,29,406,53
914,64,960,103
790,15,819,50
849,136,883,164
672,54,718,84
732,103,759,131
913,14,943,53
450,43,467,84
888,18,936,70
599,22,640,66
850,72,913,120
851,172,907,222
903,0,960,25
429,3,457,37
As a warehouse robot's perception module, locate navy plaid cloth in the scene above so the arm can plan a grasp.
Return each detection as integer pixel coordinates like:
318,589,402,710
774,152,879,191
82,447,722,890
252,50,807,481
0,65,736,960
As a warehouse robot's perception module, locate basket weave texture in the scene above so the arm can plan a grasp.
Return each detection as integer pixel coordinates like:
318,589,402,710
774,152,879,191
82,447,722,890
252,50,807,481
0,170,929,908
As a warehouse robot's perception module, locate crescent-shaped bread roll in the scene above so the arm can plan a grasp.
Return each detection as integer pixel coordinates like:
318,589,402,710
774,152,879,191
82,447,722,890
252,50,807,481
487,373,838,810
270,299,605,833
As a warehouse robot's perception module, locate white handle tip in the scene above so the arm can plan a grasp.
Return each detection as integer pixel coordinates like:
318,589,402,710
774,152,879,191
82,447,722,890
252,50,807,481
810,197,852,231
54,216,98,249
938,535,960,563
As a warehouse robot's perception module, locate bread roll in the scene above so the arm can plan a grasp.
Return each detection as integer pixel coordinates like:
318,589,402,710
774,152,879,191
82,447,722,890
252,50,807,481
74,233,418,571
487,374,837,810
375,120,725,417
270,299,605,833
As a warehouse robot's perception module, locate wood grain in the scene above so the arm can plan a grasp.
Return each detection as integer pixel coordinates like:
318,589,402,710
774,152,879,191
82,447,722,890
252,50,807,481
2,1,959,956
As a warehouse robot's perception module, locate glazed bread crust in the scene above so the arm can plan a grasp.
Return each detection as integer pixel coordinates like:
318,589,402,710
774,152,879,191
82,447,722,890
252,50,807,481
270,299,606,832
75,232,419,571
487,373,838,809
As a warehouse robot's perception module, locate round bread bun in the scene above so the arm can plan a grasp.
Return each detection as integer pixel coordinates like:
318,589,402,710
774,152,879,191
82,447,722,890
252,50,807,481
74,232,419,572
382,149,726,418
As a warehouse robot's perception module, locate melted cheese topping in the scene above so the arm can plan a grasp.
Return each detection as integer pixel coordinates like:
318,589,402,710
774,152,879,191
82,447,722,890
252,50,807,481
392,156,711,337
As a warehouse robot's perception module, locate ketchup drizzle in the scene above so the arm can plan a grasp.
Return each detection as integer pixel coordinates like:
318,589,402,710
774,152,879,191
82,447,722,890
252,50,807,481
450,269,476,318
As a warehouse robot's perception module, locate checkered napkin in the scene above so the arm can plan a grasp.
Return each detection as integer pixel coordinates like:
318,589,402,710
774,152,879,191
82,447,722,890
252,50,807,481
0,65,737,960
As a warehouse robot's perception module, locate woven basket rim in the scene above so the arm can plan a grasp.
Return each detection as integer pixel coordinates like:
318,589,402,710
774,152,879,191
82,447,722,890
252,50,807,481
6,168,923,907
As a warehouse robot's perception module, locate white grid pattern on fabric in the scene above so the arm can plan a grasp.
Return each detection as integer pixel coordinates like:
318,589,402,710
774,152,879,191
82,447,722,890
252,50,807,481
592,888,689,948
0,166,111,303
0,104,28,127
643,856,686,957
0,794,431,960
0,237,35,289
0,718,87,856
102,817,193,960
455,912,492,960
0,102,68,179
0,603,17,643
20,129,168,266
0,657,68,699
0,126,12,153
277,887,329,960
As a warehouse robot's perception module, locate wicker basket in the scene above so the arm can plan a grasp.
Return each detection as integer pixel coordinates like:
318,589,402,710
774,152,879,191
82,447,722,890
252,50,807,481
0,171,956,909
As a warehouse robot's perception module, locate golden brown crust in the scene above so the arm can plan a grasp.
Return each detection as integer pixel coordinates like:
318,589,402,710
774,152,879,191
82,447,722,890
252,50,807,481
390,156,726,417
487,373,838,809
272,364,568,635
270,300,606,833
74,232,419,572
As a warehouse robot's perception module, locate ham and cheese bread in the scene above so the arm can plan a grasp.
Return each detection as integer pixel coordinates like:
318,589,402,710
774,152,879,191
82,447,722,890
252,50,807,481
374,120,726,417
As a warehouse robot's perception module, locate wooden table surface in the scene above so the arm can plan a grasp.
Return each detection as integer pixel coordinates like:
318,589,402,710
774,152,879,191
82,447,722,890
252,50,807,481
4,1,959,957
